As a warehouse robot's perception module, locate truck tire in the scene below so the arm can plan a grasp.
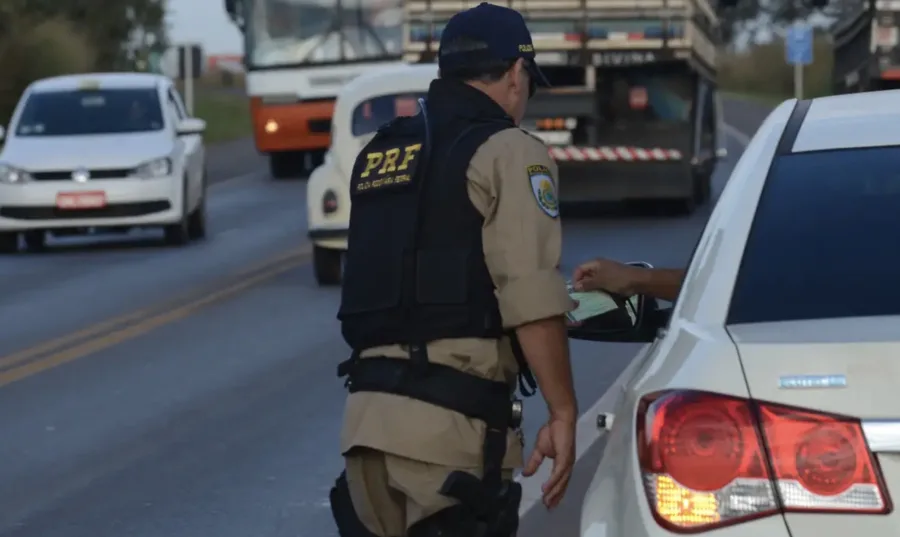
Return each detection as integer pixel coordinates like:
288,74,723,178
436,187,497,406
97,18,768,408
673,196,697,216
694,173,712,205
269,152,294,180
0,232,18,254
659,173,701,216
22,230,47,252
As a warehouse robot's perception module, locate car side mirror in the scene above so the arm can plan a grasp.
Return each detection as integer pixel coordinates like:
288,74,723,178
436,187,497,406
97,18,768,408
566,261,668,344
567,293,667,343
176,118,206,136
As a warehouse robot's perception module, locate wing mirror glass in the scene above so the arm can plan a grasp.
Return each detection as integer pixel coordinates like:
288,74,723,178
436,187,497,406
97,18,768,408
566,261,669,343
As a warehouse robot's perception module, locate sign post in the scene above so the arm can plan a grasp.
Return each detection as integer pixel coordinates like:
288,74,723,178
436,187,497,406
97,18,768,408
148,51,161,74
785,22,813,99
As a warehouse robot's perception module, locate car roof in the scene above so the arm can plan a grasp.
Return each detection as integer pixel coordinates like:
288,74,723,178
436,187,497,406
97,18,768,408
342,63,437,98
28,72,168,93
792,90,900,153
334,63,437,120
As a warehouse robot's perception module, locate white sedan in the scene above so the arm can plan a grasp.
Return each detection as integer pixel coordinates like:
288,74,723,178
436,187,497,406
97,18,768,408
573,91,900,537
306,63,436,285
0,72,208,253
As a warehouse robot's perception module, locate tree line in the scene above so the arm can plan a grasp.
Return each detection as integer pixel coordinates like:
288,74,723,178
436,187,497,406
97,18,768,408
0,0,167,122
720,0,869,45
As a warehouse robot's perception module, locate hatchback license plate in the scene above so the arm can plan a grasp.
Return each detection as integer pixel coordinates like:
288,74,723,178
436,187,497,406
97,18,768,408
56,191,107,209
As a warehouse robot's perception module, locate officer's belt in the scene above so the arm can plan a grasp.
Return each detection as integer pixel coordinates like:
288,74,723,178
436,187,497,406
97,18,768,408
338,353,518,517
338,356,517,431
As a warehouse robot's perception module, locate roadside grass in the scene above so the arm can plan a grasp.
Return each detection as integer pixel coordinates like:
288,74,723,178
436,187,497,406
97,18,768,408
176,72,252,144
720,39,834,102
192,90,252,144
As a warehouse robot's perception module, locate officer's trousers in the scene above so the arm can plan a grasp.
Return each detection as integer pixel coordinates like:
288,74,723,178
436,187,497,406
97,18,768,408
344,447,514,537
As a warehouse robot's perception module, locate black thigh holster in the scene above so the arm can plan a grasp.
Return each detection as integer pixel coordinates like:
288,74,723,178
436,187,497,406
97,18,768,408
330,471,380,537
338,347,524,537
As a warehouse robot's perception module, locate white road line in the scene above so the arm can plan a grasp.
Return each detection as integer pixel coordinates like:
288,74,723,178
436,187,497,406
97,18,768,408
515,122,754,517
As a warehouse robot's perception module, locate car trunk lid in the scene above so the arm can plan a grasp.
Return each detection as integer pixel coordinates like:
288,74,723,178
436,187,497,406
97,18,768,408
729,316,900,536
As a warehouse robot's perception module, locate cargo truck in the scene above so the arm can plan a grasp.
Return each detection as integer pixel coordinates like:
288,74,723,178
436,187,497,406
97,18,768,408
403,0,728,214
863,0,900,91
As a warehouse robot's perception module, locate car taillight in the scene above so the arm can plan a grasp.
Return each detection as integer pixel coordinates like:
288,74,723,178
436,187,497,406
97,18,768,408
637,391,891,533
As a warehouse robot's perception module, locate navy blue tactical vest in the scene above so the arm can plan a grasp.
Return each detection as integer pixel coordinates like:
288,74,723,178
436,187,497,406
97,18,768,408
338,81,517,350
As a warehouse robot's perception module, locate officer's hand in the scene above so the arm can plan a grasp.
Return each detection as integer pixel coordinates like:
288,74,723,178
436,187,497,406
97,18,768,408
572,258,644,296
522,418,576,509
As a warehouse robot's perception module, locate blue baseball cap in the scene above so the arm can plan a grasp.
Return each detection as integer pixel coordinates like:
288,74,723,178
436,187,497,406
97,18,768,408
438,2,550,88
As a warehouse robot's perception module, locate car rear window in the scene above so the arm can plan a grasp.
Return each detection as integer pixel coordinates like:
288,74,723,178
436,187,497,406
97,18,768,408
15,88,164,137
596,69,694,124
727,146,900,324
351,92,425,137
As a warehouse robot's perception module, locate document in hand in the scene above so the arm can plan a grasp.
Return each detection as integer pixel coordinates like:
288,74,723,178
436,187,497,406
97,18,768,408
565,282,619,322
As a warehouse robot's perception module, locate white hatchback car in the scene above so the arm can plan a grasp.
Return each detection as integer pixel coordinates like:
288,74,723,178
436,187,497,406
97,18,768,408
306,63,437,285
0,72,208,253
573,92,900,537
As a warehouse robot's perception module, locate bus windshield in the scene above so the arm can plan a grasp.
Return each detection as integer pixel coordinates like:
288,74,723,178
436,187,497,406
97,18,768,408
245,0,403,67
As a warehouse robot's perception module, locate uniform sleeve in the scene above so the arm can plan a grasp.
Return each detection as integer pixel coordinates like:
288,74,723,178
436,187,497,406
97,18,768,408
467,129,575,329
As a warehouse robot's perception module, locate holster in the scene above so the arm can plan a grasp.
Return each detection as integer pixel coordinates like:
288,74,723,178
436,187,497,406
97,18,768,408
337,344,531,537
330,471,380,537
438,472,521,537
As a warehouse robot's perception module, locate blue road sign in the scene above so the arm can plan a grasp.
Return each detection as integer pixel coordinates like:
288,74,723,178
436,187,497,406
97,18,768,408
786,22,813,65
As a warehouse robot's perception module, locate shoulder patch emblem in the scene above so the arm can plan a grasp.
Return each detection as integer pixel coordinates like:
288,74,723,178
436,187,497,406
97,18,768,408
527,164,558,218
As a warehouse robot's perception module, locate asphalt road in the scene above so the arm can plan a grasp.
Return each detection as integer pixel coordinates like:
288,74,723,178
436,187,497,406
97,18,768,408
0,97,772,537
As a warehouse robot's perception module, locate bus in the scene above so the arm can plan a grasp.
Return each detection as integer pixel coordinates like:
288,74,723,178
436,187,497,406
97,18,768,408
224,0,405,179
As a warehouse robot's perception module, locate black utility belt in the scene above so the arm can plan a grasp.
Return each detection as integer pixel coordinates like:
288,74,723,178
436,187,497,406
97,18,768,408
338,356,521,430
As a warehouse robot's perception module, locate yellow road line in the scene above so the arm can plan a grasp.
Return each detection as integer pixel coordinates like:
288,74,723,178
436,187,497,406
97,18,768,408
0,246,312,374
0,256,309,387
0,309,152,372
233,244,312,278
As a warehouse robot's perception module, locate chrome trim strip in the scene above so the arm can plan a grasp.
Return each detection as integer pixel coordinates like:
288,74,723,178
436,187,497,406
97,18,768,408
862,420,900,453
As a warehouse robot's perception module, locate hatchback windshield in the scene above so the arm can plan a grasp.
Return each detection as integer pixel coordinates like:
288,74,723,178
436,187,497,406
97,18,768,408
728,146,900,324
351,92,425,136
15,88,165,137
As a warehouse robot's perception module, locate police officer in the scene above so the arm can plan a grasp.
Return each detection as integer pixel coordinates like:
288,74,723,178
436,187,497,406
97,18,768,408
330,3,578,537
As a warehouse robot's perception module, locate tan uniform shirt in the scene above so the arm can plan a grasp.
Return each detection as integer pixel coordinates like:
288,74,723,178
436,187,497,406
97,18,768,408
341,128,574,469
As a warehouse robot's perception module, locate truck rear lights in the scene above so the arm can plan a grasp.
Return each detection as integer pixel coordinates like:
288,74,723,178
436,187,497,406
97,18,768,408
637,390,891,533
536,117,576,130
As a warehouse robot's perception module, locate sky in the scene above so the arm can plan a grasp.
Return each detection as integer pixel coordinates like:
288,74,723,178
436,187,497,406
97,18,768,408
163,0,837,56
166,0,243,54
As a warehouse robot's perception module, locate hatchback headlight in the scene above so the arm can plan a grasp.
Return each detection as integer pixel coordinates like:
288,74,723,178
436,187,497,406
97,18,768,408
0,163,31,184
131,157,172,178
